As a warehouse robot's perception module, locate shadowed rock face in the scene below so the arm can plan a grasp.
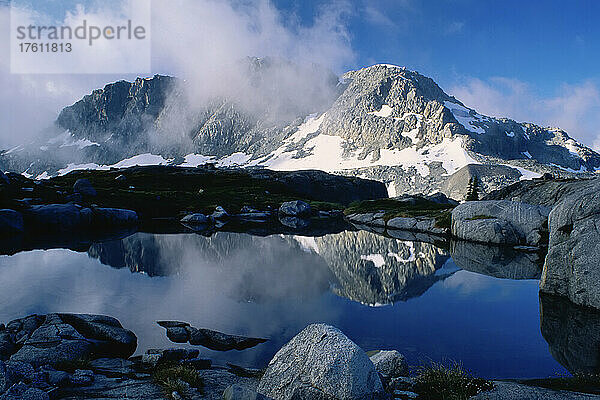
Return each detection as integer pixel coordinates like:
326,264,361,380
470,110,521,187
540,293,600,374
450,241,542,280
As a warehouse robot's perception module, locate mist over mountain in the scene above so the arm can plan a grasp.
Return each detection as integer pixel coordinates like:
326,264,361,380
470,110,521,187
2,59,599,198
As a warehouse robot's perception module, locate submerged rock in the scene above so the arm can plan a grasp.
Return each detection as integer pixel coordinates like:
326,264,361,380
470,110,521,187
451,200,550,246
257,324,384,400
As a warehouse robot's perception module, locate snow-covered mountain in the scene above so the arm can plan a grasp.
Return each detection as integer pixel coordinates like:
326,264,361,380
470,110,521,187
2,60,599,199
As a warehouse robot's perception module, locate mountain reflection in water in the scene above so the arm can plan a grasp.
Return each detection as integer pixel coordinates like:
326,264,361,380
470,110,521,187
0,230,575,379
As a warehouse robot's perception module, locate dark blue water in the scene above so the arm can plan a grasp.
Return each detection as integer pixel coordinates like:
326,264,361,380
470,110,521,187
0,231,574,379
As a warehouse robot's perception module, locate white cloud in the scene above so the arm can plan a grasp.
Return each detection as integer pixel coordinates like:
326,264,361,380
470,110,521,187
0,0,356,149
450,77,600,151
445,21,464,35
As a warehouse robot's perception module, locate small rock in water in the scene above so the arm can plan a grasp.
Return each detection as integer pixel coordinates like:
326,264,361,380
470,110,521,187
211,206,229,221
187,327,267,351
226,363,264,378
157,321,267,351
165,327,190,343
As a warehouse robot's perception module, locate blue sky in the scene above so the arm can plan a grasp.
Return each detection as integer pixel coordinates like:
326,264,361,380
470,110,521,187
271,0,600,148
274,0,599,93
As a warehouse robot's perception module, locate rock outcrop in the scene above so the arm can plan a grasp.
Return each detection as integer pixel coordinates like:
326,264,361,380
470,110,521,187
540,178,600,309
279,200,311,217
441,164,523,201
2,314,136,368
451,200,550,246
157,321,268,351
257,324,385,400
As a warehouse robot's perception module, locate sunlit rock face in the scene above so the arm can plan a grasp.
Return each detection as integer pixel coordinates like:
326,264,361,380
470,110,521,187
3,62,599,197
540,293,600,374
301,230,452,306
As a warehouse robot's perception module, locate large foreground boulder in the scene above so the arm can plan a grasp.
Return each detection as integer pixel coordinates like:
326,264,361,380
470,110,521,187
451,200,550,246
540,178,600,309
257,324,384,400
4,314,136,368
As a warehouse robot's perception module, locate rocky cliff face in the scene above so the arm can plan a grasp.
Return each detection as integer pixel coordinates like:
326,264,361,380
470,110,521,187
3,61,598,197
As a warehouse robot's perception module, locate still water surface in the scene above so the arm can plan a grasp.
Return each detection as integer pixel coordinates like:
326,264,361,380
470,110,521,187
0,230,574,379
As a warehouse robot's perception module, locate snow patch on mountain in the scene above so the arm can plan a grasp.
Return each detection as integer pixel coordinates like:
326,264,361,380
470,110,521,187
360,254,386,268
368,104,393,118
52,154,172,177
294,236,320,254
444,101,486,134
253,126,477,177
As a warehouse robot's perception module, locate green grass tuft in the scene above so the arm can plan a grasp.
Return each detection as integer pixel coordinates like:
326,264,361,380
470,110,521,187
414,361,495,400
152,363,204,399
